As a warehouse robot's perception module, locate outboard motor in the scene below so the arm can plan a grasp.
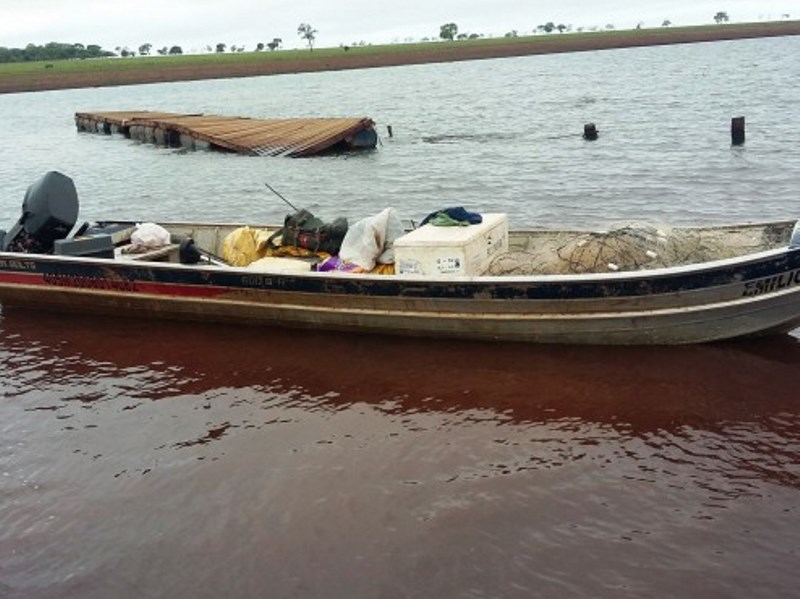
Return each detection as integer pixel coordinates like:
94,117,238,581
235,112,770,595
1,171,79,253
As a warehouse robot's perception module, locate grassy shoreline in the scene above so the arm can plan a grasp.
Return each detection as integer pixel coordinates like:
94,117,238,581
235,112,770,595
1,20,798,94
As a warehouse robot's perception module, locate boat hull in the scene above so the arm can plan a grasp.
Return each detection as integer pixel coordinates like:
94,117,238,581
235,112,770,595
2,244,800,344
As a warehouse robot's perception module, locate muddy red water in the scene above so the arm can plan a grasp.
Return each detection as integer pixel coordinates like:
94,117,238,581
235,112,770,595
1,308,798,598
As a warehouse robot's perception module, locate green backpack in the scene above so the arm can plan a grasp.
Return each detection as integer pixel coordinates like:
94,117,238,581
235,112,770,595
270,209,348,255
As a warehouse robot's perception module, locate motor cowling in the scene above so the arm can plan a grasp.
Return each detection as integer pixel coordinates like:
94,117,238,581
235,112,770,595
1,171,79,253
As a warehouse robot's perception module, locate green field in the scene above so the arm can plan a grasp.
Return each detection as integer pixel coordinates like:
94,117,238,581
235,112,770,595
1,21,797,92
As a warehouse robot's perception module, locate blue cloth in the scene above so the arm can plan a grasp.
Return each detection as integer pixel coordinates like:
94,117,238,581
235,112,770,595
420,207,483,227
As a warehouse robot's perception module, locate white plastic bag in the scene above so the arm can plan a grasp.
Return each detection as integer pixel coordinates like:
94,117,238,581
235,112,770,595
131,222,171,248
339,207,405,270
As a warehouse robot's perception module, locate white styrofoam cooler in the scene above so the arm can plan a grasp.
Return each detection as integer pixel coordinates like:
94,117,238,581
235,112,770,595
394,213,508,276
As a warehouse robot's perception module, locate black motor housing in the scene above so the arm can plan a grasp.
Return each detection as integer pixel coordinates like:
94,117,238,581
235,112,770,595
1,171,79,253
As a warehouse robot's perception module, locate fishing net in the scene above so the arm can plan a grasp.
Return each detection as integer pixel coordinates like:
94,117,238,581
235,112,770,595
487,222,779,276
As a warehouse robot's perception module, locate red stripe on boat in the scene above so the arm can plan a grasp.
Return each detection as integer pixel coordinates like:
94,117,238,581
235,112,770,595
0,271,230,298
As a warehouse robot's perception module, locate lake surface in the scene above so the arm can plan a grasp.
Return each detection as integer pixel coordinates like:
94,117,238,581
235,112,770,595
1,36,800,598
1,36,799,227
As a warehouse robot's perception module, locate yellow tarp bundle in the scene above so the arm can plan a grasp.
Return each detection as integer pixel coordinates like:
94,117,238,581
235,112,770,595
221,227,273,266
222,227,332,267
221,226,394,274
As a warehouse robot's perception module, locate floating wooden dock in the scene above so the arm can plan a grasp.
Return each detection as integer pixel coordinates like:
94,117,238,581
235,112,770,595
75,111,378,157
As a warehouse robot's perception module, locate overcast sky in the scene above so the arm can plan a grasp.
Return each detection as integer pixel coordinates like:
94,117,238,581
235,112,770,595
1,0,794,52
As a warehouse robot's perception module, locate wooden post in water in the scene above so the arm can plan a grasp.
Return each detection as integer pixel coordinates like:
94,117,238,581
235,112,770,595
583,123,598,141
731,116,745,145
387,125,393,138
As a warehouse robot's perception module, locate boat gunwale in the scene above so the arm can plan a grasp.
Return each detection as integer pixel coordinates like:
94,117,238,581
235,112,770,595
0,242,796,285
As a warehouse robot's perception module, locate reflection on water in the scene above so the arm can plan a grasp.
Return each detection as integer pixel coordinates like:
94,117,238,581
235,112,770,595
4,307,800,430
1,308,799,598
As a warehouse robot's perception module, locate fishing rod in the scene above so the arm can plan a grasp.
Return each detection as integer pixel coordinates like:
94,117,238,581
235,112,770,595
264,182,299,213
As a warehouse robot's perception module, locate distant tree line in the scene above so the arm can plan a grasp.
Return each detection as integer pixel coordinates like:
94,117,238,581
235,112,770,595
0,38,287,63
439,12,745,41
0,42,114,63
213,38,282,53
125,44,183,56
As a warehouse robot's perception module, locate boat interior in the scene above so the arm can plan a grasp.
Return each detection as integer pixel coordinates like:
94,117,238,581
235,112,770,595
1,171,798,276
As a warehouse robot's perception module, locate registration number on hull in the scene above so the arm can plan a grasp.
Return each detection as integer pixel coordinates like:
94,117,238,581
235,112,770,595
743,268,800,297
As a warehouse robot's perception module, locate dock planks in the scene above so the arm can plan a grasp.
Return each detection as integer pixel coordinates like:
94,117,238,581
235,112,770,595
75,110,377,157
